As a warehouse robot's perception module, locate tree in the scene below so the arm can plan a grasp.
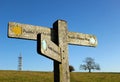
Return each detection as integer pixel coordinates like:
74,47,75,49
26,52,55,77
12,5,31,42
80,57,100,73
69,65,75,72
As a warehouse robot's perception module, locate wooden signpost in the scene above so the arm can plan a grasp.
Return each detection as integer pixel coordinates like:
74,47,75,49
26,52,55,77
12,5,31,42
8,20,97,82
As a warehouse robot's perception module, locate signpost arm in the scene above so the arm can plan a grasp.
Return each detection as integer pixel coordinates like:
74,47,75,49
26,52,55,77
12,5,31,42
53,20,70,82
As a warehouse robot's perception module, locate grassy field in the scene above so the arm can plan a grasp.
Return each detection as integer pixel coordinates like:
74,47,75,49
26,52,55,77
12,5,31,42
0,70,120,82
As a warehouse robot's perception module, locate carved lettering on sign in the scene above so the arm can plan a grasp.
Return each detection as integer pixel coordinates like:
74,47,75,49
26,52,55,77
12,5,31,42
23,29,34,34
68,35,89,41
22,28,51,36
48,46,60,55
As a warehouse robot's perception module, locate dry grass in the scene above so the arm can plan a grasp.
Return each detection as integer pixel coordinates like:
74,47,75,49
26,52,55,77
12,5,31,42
0,70,120,82
71,72,120,82
0,70,53,82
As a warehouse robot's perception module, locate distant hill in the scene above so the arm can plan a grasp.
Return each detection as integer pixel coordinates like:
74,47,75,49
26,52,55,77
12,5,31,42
0,70,120,82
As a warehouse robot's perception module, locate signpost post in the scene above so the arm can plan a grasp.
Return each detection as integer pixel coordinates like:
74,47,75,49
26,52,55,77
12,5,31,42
8,20,97,82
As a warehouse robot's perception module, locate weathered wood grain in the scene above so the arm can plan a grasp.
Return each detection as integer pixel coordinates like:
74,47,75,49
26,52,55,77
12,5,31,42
37,34,61,62
8,22,51,40
53,20,70,82
68,32,97,47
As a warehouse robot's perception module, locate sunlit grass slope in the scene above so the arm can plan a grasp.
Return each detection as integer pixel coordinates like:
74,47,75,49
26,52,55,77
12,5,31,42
0,70,120,82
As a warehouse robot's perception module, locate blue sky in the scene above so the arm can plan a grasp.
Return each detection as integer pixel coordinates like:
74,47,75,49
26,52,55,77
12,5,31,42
0,0,120,72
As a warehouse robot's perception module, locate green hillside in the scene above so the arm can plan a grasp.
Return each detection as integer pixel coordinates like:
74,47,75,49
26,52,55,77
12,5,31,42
0,70,120,82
